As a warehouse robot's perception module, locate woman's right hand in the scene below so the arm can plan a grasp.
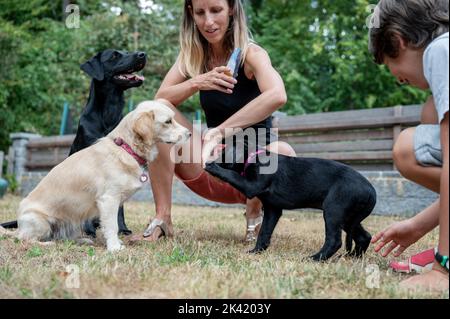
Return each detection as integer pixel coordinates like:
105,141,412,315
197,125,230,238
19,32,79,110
371,218,426,257
191,66,237,94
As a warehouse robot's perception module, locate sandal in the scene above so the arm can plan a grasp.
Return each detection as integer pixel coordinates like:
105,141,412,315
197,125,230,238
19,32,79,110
143,218,171,238
389,248,435,274
128,218,172,242
245,213,263,242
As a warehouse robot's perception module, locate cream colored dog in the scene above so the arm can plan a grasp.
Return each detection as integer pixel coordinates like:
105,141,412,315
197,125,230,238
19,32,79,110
0,100,190,251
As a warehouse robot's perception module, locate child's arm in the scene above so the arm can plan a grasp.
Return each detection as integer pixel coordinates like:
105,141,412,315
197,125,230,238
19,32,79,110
438,112,449,256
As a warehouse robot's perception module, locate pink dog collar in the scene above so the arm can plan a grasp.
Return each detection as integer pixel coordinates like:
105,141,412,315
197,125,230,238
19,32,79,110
114,137,149,182
241,150,265,177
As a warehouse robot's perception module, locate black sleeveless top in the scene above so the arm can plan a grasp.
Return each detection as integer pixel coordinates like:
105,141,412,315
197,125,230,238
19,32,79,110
199,64,273,146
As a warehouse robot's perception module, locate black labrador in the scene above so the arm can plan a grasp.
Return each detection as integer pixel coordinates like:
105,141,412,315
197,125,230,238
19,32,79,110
1,49,147,236
205,147,376,261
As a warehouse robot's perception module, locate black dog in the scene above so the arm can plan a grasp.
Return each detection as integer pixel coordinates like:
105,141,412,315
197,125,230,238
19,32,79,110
72,49,147,237
1,49,147,236
205,148,376,261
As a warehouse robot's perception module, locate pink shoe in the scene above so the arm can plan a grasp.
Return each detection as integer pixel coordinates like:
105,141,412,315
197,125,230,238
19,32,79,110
389,248,435,274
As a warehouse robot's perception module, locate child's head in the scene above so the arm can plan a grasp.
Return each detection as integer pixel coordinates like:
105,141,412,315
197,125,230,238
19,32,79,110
369,0,448,64
369,0,449,89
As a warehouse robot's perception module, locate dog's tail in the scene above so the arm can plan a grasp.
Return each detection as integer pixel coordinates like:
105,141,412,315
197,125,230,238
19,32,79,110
0,224,17,238
1,220,18,229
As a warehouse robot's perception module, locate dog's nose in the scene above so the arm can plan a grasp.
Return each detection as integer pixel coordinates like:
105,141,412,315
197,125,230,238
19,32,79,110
137,52,146,59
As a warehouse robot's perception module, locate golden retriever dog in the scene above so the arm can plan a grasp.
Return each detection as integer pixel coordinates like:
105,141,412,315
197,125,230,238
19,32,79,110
0,100,190,251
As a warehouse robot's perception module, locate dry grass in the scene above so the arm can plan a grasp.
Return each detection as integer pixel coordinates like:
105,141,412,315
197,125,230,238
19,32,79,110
0,194,447,299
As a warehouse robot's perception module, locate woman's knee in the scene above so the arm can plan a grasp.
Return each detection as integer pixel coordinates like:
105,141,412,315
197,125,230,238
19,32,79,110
393,128,416,176
266,141,297,157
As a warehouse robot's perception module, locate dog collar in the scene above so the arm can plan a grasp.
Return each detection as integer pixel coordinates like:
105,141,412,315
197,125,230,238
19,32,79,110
241,150,265,177
114,137,149,183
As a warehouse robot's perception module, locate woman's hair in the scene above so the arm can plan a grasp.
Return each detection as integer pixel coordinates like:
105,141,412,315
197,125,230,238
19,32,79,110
178,0,253,78
369,0,449,64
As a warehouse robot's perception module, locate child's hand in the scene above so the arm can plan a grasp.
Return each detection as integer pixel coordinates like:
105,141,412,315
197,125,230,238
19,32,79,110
371,219,425,257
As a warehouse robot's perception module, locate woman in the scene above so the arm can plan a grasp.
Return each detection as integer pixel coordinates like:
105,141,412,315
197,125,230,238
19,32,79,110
134,0,295,241
131,0,296,242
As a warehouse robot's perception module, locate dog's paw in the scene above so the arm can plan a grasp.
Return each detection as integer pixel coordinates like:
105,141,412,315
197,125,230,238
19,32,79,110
310,252,328,262
204,162,218,173
107,242,125,252
118,228,132,236
247,247,266,254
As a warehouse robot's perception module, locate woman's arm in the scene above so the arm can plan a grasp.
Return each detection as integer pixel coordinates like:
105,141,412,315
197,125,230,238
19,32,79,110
154,58,197,107
216,45,287,135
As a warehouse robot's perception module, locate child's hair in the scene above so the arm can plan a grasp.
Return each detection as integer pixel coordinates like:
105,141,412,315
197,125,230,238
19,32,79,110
178,0,253,78
369,0,449,64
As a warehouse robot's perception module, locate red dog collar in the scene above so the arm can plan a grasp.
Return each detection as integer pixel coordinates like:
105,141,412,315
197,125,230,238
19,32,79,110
113,137,149,183
114,137,147,166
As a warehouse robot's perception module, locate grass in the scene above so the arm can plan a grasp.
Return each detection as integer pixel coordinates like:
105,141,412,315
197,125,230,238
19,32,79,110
0,194,447,299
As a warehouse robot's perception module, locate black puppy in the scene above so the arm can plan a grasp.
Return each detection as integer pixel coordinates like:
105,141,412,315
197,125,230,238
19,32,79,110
71,49,147,237
0,50,147,234
205,148,376,261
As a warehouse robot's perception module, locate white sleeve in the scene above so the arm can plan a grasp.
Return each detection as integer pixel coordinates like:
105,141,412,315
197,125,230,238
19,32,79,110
424,38,449,123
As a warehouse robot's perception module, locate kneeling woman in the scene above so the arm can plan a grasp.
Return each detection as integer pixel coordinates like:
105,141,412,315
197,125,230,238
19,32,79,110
131,0,296,242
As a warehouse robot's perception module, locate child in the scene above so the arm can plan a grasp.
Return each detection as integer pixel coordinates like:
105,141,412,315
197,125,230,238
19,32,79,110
369,0,448,291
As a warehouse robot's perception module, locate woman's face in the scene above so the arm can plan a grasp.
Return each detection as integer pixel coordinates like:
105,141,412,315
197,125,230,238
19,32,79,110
191,0,232,46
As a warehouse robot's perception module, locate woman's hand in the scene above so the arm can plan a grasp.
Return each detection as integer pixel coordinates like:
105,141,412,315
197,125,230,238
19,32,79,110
202,128,225,168
371,218,426,257
192,66,237,94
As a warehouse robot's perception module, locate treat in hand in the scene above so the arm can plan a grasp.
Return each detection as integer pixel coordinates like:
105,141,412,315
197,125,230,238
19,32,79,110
225,48,241,78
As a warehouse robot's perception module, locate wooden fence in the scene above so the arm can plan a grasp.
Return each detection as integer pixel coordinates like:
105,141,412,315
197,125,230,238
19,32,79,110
273,104,422,170
21,105,422,172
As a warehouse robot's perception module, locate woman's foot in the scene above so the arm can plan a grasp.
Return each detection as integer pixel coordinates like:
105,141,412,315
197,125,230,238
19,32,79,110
245,211,263,242
128,218,173,242
400,264,449,292
245,197,264,242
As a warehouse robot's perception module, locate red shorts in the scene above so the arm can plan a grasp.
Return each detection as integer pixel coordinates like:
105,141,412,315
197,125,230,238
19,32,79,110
176,170,247,204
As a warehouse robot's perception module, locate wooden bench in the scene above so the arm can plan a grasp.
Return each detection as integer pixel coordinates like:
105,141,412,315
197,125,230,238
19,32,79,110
273,105,422,170
25,135,75,171
23,105,423,172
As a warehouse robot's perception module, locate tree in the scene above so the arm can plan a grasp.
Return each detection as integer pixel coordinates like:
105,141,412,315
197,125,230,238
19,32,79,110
0,0,428,152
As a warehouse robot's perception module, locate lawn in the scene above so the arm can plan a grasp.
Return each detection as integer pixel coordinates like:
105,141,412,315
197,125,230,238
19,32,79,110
0,194,447,299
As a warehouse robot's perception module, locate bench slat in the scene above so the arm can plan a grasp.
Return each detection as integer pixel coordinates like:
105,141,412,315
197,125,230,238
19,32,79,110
299,151,393,161
277,115,420,133
27,135,75,149
291,139,393,154
279,128,393,144
274,104,421,126
25,162,62,170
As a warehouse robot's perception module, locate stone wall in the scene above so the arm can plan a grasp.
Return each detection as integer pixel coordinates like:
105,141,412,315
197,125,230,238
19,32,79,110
9,133,42,181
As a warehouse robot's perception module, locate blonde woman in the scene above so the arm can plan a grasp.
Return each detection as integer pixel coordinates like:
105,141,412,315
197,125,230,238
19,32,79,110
131,0,296,242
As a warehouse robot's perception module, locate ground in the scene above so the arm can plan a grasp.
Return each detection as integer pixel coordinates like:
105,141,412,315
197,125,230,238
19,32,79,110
0,194,447,299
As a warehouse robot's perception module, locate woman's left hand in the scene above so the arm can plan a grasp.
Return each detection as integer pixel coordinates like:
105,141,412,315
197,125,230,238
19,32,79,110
202,128,225,167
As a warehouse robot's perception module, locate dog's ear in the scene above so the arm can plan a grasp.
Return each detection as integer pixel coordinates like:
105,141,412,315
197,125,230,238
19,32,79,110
132,111,155,141
80,52,104,81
